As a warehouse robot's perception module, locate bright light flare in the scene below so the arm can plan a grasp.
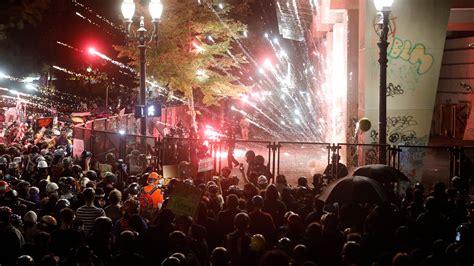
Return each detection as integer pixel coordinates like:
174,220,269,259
263,58,274,70
0,72,10,79
88,47,97,55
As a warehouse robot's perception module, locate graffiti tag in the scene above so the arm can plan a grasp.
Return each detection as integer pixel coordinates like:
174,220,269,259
386,83,404,97
387,116,419,145
388,36,434,75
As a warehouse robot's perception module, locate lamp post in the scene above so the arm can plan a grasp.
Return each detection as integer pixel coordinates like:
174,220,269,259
121,0,163,137
373,0,393,164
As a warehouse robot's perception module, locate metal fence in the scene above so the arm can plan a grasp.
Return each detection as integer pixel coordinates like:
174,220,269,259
74,116,471,187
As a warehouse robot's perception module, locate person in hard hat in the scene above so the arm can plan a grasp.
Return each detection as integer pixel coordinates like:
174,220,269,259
142,172,164,209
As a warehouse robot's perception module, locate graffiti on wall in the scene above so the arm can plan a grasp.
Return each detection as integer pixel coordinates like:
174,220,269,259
387,115,418,144
386,83,404,97
388,36,434,75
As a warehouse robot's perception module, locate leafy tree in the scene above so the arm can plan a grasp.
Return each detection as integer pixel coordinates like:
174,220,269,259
0,0,51,40
114,0,251,106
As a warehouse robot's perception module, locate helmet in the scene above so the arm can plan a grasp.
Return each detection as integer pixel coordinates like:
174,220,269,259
10,214,22,227
86,170,98,181
127,182,140,196
0,157,7,165
252,195,264,207
4,189,18,202
8,162,17,169
37,160,48,169
184,179,193,186
13,157,22,164
59,177,72,191
40,215,57,227
62,157,72,166
54,148,66,157
23,210,38,224
16,255,34,266
16,181,30,191
80,150,92,158
0,180,11,194
227,185,241,195
257,175,268,185
55,199,71,210
122,199,140,214
0,206,12,222
46,182,59,193
72,164,82,172
95,188,105,198
104,172,117,184
36,156,46,163
297,176,308,187
250,234,266,252
208,184,219,194
79,177,91,188
28,186,40,196
149,172,160,179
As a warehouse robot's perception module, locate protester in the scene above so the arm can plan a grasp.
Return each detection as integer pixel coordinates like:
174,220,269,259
0,124,472,266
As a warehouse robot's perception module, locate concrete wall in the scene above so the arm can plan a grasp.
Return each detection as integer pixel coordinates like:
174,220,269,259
358,0,451,181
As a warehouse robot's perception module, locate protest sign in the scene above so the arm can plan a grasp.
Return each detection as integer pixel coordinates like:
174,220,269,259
197,157,214,173
163,165,178,179
166,181,202,218
36,117,54,129
98,163,112,177
72,139,84,159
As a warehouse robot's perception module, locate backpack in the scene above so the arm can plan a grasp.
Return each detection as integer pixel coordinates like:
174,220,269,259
139,187,158,218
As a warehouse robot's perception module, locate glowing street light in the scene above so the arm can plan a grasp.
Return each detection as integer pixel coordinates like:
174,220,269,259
373,0,394,164
121,0,164,137
373,0,394,11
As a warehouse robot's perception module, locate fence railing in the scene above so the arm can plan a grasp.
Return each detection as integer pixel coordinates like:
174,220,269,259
74,117,474,187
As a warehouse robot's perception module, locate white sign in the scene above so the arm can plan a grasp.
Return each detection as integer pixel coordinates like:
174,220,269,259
197,157,214,173
73,139,84,159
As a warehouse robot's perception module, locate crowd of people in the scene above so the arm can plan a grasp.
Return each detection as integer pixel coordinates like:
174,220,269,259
0,127,472,266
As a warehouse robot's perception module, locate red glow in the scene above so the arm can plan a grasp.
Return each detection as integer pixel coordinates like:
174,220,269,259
88,47,97,55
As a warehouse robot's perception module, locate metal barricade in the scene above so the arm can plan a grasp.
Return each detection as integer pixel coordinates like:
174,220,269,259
73,114,471,188
398,145,452,189
337,143,392,171
276,142,330,185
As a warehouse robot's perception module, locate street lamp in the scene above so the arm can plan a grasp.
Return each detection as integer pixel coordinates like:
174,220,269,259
373,0,393,164
121,0,163,137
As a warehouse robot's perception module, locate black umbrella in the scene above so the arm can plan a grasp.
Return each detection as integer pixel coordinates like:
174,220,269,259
353,164,410,183
318,176,390,204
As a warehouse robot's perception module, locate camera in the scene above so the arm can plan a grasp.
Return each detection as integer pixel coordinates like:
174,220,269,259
81,151,92,158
